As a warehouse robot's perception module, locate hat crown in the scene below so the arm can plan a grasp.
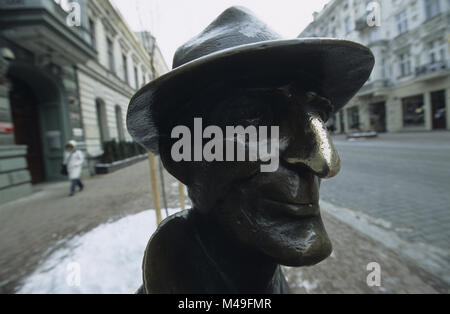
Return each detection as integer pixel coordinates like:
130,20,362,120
172,6,281,69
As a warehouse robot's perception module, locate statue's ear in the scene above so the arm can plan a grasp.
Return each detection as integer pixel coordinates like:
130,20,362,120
158,136,193,186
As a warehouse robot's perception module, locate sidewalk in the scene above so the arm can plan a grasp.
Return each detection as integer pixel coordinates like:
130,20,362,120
0,158,181,293
0,159,448,293
284,206,449,293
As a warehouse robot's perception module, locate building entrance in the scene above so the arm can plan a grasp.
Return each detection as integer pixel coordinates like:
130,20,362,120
9,78,45,183
370,102,386,133
431,90,446,130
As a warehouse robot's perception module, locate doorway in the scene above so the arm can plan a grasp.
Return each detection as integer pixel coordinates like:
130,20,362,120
431,90,446,130
9,78,45,183
339,110,345,133
370,102,386,133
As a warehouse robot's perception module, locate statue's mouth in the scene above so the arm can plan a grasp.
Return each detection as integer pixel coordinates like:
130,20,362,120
259,198,320,218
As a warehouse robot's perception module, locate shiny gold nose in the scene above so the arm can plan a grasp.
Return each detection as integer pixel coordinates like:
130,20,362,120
284,116,341,178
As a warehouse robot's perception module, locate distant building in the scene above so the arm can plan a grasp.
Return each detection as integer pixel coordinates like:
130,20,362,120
0,0,168,204
299,0,450,134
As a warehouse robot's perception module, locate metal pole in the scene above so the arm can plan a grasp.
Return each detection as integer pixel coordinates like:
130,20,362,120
148,153,162,224
179,182,185,211
158,158,169,217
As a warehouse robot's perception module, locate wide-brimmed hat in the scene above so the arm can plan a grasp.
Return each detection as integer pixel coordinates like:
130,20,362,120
127,6,374,154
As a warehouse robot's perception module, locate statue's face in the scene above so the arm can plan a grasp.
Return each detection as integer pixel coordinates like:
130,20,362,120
162,85,341,266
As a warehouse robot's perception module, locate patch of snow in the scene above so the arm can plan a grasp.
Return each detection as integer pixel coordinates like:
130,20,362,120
18,208,181,294
295,272,319,293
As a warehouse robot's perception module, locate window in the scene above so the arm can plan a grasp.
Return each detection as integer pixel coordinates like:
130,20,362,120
396,11,408,35
133,66,139,89
89,18,96,49
427,39,445,64
122,53,128,83
369,28,379,43
142,74,146,87
331,27,337,38
96,99,110,144
345,16,352,34
425,0,440,20
399,53,412,76
107,38,115,74
402,95,425,126
347,106,360,129
115,105,125,141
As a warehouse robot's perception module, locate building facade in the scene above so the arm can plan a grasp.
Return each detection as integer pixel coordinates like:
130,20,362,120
78,1,168,159
0,0,168,204
299,0,450,134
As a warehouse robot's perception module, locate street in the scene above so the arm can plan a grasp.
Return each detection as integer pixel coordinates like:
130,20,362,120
322,132,450,252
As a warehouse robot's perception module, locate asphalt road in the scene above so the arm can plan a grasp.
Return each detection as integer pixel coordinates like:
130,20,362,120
320,132,450,266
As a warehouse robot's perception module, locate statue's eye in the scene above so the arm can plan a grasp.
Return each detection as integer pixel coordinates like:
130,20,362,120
306,96,333,122
314,109,329,122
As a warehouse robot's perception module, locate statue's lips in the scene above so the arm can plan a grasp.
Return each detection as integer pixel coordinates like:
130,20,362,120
260,198,320,218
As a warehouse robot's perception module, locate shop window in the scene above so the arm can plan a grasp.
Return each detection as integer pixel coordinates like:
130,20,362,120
347,106,360,129
402,95,425,126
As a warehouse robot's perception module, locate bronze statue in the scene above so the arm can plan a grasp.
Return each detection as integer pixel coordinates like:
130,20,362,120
127,6,374,293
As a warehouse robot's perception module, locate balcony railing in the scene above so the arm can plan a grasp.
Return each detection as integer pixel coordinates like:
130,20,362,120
415,61,447,77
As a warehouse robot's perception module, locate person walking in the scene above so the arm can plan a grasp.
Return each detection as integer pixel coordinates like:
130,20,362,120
63,140,85,196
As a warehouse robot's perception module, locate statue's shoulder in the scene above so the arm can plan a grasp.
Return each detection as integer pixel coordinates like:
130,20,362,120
152,209,194,241
142,209,205,293
144,208,196,260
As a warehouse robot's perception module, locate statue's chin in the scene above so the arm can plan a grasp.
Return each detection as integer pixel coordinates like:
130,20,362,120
272,234,332,267
257,216,333,267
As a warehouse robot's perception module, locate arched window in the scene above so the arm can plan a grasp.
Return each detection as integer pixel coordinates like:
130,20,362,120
115,105,125,141
96,98,110,145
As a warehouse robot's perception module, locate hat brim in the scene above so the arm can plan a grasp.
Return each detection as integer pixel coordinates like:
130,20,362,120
127,38,374,154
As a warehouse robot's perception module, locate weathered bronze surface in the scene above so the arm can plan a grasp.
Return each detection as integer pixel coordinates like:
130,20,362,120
127,6,374,294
